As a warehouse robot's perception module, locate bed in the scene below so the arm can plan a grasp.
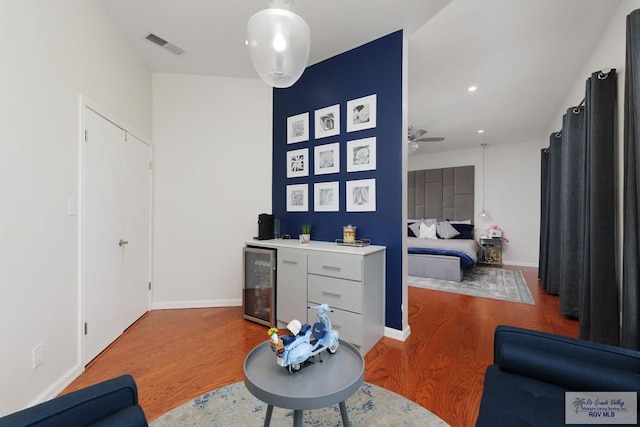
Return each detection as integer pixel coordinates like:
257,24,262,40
407,233,479,282
407,166,477,282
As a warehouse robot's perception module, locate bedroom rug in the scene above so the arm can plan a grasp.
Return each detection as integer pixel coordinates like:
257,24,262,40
408,266,535,305
151,381,449,426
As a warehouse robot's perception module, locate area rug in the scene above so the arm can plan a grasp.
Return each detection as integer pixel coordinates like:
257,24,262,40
151,381,449,426
408,266,535,305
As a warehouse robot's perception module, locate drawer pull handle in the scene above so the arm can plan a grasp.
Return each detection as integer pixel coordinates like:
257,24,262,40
282,260,298,265
322,265,341,271
322,291,341,298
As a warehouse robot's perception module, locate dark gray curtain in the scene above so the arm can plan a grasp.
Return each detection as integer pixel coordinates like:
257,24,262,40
579,71,618,345
539,71,618,344
623,10,640,350
543,134,563,294
538,146,550,280
559,107,586,317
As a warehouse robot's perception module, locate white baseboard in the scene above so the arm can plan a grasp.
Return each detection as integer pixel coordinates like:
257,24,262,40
27,364,83,408
151,299,242,310
384,324,411,342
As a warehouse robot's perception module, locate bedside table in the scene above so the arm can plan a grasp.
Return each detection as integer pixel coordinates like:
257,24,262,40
479,237,502,264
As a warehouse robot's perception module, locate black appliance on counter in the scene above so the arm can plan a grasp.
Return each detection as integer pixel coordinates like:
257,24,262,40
256,213,274,240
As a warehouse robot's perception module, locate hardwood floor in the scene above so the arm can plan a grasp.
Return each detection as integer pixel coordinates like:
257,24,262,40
63,265,577,426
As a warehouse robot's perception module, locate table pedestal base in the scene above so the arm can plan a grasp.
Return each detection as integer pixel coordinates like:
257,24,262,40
263,402,350,427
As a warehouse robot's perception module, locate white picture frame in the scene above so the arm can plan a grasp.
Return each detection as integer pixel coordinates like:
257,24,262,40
314,142,340,175
346,178,376,212
346,137,376,172
314,104,340,139
286,148,309,178
314,181,339,212
287,112,309,144
286,184,309,212
347,94,377,132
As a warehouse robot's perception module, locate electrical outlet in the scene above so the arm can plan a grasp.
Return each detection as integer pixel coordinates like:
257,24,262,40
32,343,44,369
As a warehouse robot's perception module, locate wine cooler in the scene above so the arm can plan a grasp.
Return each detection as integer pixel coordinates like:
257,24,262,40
243,246,276,326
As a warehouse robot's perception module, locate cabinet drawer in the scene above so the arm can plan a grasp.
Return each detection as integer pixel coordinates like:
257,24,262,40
307,303,362,346
307,274,362,313
307,254,362,281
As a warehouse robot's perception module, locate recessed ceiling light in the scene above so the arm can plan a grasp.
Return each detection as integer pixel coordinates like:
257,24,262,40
468,86,477,92
477,129,484,133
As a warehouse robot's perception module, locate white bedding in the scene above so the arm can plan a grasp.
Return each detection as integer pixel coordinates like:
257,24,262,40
407,237,480,264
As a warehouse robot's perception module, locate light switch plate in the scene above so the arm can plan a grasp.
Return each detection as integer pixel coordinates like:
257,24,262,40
67,198,78,216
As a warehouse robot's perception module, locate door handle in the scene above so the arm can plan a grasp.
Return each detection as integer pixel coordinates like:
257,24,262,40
118,239,129,247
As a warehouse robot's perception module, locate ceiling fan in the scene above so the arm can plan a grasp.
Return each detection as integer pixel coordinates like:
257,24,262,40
408,125,445,155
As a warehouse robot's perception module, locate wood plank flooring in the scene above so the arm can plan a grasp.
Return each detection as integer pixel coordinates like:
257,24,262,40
62,265,577,426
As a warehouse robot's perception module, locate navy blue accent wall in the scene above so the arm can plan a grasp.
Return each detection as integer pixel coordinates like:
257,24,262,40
272,30,404,330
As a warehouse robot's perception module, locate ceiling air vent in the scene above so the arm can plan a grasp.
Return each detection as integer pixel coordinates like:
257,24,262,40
144,33,187,56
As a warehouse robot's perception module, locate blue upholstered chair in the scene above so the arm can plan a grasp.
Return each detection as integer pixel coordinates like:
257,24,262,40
476,325,640,426
0,374,147,427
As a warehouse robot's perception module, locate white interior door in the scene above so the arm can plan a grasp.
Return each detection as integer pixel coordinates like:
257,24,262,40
84,108,126,363
83,107,151,364
121,132,151,327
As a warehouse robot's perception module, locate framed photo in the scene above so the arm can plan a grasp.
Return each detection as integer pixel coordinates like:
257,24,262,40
286,184,308,212
347,94,377,132
314,104,340,139
346,137,376,172
287,112,309,144
286,148,309,178
314,143,340,175
346,178,376,212
314,181,339,212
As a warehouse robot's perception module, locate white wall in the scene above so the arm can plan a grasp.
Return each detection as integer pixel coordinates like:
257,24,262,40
0,0,151,416
546,0,640,298
408,139,543,266
152,74,272,307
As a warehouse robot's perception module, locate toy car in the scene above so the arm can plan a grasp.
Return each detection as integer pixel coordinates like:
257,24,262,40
270,304,339,373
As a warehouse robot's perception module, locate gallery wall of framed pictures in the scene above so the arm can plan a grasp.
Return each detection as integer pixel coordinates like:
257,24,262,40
285,94,378,213
272,29,404,330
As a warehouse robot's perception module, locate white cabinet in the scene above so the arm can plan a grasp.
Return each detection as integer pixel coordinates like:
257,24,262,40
276,249,308,325
248,240,385,355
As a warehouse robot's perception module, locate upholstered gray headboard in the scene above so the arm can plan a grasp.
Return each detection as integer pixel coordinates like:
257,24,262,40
408,166,474,222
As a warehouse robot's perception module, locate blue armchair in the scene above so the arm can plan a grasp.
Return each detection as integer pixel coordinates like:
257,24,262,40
476,325,640,426
0,374,147,427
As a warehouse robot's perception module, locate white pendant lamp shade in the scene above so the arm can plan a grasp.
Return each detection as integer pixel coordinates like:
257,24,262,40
247,7,310,88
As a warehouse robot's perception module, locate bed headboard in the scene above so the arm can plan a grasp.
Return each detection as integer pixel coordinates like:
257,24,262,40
408,166,474,222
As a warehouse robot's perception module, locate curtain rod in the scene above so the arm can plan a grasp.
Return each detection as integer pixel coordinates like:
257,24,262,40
575,68,612,111
541,67,612,154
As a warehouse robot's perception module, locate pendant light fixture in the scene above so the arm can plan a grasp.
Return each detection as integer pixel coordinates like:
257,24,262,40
479,143,488,218
246,0,310,88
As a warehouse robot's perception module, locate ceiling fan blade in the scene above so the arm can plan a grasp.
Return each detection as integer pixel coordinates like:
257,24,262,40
410,129,428,139
415,137,445,142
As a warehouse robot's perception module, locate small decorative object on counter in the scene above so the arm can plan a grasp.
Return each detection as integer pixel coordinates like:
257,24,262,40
271,304,339,374
300,224,312,244
343,225,356,243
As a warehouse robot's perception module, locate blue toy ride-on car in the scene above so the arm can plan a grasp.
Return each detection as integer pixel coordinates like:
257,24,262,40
272,303,339,373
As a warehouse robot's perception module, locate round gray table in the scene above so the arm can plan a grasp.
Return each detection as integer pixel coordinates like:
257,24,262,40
243,339,364,427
